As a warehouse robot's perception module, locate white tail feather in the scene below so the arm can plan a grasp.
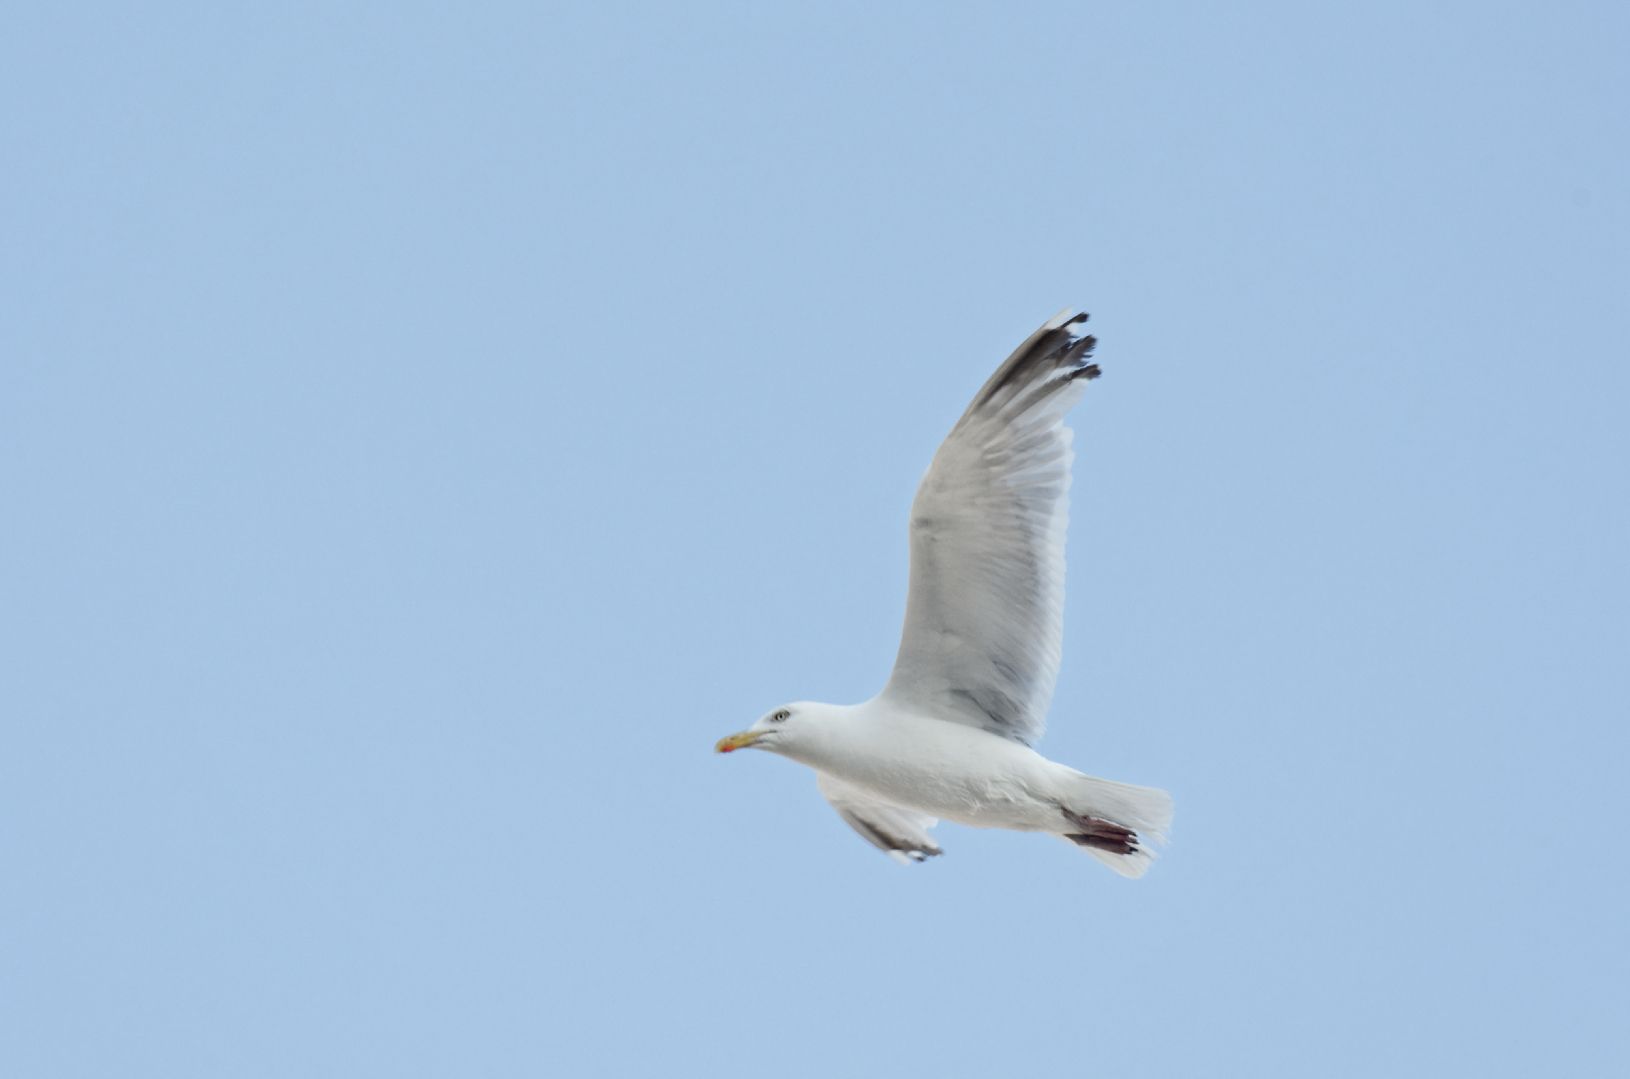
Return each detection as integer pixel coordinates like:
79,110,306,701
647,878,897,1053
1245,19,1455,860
1057,771,1174,879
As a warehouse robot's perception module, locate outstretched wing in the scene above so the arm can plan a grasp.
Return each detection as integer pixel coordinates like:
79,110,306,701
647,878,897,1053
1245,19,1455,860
879,310,1099,747
816,773,942,864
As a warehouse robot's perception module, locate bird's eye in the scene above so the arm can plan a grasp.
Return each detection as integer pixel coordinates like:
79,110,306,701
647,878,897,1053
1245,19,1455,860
771,709,791,723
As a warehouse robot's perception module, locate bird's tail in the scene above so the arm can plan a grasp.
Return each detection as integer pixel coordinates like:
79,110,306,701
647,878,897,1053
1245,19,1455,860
1055,771,1174,879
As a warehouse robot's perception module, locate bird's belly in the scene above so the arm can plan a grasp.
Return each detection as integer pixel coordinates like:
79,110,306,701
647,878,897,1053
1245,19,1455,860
820,726,1062,831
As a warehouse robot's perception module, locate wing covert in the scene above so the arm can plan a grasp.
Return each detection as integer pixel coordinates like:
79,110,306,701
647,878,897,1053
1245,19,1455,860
879,310,1099,746
816,773,942,864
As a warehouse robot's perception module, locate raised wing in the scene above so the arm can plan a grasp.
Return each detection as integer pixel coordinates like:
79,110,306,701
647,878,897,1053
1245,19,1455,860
879,310,1099,746
816,773,942,864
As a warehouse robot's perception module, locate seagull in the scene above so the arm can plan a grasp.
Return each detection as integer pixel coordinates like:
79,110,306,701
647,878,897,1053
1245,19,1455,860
716,310,1172,877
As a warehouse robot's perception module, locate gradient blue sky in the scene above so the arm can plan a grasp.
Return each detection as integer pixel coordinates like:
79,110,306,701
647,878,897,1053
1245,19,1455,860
4,3,1627,1076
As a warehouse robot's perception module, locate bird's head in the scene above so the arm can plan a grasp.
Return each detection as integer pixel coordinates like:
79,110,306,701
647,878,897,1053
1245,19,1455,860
715,702,818,758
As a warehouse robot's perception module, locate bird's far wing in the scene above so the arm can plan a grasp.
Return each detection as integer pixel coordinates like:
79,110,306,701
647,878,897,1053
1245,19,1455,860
879,310,1100,747
816,773,942,864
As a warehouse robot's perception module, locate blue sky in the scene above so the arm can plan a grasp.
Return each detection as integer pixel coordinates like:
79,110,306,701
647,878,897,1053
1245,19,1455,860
3,3,1627,1076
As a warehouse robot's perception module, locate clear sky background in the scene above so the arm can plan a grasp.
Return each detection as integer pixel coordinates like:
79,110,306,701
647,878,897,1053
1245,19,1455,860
4,3,1627,1076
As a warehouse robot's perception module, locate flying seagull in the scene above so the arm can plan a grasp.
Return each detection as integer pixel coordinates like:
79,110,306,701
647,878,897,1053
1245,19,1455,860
716,310,1173,877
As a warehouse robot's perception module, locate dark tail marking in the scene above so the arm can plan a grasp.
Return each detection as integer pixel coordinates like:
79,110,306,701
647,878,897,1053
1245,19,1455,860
1061,808,1140,856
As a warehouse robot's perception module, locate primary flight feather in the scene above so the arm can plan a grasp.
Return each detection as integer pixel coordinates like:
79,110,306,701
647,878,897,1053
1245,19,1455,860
716,310,1173,877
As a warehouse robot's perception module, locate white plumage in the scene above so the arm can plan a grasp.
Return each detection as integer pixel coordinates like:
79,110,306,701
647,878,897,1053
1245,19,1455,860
717,310,1172,877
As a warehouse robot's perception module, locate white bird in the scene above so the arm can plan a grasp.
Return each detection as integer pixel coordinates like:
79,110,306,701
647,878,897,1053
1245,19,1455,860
716,310,1172,877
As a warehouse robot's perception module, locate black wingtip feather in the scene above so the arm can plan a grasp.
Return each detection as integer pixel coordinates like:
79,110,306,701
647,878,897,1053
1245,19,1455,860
1065,329,1099,379
975,312,1101,409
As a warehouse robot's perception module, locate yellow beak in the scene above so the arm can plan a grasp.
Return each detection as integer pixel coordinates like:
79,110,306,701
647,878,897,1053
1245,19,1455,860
715,730,764,753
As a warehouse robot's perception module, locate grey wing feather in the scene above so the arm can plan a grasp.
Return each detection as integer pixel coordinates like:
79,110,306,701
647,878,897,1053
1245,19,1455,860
879,310,1099,746
816,773,942,864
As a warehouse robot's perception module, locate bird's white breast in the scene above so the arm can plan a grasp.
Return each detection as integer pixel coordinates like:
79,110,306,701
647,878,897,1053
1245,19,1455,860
799,703,1068,831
